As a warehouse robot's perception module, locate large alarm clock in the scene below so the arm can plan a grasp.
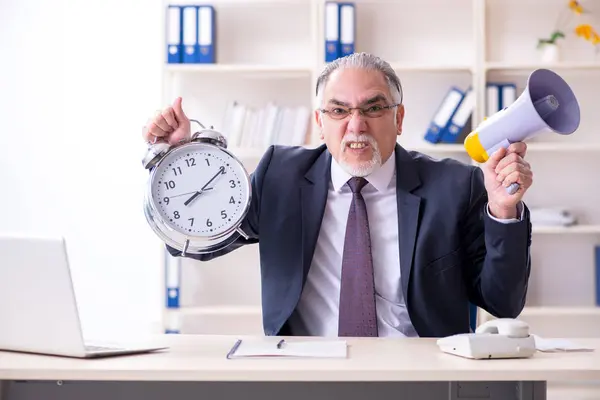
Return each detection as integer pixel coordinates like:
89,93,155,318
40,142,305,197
142,120,252,256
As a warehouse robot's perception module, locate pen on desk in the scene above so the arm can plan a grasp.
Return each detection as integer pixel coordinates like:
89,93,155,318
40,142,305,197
277,339,285,349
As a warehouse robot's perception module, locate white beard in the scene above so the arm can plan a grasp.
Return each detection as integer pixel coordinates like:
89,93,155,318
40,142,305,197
339,133,382,177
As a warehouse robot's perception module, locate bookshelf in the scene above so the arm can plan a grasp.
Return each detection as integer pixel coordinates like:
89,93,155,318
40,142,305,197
158,0,600,338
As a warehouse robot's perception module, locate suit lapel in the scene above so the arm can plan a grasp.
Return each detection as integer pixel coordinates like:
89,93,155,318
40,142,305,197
300,147,331,284
394,144,422,297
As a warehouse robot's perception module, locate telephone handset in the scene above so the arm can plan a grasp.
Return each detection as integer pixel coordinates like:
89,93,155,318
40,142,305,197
437,318,537,359
476,318,530,338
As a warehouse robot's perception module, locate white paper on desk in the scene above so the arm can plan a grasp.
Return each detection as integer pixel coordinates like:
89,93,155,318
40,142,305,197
227,339,347,359
532,335,595,352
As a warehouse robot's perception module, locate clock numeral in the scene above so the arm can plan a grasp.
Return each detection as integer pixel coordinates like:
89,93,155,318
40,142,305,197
206,218,212,227
221,210,227,219
163,197,170,205
205,158,210,166
219,166,226,174
229,196,235,204
185,158,196,167
173,211,180,219
164,180,176,190
172,166,182,176
188,217,194,226
229,180,236,188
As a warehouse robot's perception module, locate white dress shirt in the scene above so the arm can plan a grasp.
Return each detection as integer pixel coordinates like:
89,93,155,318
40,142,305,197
287,150,522,337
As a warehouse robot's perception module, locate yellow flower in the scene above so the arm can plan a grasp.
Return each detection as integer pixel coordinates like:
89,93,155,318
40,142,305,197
575,24,600,45
575,24,591,39
569,0,584,15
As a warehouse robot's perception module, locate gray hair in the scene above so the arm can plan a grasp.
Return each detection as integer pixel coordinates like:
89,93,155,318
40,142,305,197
315,52,403,108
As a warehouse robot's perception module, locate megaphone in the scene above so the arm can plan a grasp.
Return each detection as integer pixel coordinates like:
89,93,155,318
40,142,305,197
464,68,580,194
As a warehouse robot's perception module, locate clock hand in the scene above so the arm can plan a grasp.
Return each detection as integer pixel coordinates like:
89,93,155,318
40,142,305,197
169,190,199,199
200,166,226,191
183,167,225,207
168,188,213,200
184,191,202,206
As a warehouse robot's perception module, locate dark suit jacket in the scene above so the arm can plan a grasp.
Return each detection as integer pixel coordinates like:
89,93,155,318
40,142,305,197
167,143,532,338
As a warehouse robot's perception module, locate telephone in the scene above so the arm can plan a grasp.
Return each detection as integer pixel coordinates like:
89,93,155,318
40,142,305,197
436,318,537,359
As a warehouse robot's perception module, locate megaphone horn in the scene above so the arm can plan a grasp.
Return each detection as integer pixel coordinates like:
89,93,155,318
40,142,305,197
464,68,581,194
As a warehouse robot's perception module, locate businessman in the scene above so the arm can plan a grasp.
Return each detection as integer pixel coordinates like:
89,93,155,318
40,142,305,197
143,52,533,338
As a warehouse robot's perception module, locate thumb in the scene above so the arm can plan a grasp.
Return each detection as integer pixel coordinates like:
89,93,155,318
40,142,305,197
172,97,188,123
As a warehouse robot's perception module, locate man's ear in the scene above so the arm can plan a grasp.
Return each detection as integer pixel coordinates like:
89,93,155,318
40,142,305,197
396,104,405,136
314,110,324,139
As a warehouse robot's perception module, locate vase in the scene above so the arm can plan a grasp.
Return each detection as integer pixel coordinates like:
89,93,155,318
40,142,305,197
539,43,560,63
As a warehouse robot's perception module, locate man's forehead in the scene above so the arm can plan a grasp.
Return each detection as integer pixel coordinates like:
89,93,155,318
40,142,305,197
326,68,388,87
326,93,389,106
324,69,390,94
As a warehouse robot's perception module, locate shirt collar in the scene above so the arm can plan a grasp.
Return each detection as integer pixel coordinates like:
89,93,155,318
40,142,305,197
331,150,396,192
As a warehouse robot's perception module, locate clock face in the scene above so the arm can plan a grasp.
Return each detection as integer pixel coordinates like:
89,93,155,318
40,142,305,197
150,143,250,237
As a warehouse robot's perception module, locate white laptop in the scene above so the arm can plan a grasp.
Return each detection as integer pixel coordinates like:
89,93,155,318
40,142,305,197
0,232,168,358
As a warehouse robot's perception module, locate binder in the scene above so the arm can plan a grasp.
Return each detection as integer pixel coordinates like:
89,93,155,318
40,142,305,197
486,83,500,117
182,5,199,63
165,251,180,308
440,88,474,143
197,5,216,63
423,87,465,144
501,83,517,109
165,310,181,334
339,2,355,57
166,5,183,63
324,2,340,62
486,82,517,116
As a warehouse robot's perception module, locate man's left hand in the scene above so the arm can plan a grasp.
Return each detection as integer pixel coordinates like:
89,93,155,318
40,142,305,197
481,142,533,219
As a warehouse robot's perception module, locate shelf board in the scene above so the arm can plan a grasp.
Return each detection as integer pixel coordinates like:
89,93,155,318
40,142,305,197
532,225,600,234
525,142,600,152
390,62,473,72
164,305,262,316
165,63,312,77
520,306,600,317
485,61,600,71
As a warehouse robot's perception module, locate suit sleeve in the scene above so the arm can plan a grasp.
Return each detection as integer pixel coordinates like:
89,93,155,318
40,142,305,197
461,166,532,318
165,145,276,261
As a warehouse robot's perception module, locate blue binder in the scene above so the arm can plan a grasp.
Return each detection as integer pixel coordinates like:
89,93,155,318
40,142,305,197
325,2,340,62
197,5,216,63
166,5,183,63
486,83,501,117
182,5,199,63
486,82,517,116
165,251,180,308
440,87,474,143
339,2,355,57
500,83,517,109
424,87,465,144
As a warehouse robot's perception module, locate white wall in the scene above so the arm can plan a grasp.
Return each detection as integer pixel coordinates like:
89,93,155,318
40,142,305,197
1,0,165,338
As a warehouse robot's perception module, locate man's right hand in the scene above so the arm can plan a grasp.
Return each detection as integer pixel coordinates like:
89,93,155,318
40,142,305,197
143,97,191,146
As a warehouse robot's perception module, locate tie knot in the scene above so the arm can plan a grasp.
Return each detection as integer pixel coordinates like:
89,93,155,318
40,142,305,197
347,177,368,193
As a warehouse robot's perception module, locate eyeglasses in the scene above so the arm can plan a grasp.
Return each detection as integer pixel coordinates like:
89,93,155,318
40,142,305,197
319,103,400,120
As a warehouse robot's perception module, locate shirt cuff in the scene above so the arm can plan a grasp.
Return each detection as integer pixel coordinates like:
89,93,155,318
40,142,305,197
486,201,524,224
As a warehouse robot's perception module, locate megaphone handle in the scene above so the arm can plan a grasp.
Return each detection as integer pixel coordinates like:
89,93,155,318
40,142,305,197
506,182,519,195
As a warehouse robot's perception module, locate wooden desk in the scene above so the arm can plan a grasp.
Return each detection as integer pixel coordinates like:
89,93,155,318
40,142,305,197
1,335,599,400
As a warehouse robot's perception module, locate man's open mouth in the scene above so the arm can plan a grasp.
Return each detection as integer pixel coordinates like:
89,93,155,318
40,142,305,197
346,141,369,149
